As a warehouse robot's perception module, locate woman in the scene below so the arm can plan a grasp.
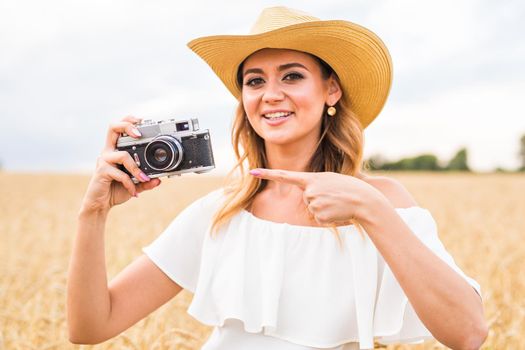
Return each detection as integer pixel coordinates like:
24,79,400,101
67,6,488,350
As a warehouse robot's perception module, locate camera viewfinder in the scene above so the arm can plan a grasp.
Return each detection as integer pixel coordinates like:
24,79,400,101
176,122,190,132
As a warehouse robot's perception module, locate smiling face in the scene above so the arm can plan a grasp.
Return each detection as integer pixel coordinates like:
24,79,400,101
241,48,341,150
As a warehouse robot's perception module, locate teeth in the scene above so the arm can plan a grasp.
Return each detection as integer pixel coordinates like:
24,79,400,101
264,112,291,119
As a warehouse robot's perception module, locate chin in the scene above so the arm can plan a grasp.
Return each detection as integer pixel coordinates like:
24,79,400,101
254,126,320,148
261,134,313,147
262,137,292,146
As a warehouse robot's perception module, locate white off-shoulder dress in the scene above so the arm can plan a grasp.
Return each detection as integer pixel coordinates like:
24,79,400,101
142,189,481,350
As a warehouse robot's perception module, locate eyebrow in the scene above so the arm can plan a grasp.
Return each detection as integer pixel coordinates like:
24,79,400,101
243,62,309,77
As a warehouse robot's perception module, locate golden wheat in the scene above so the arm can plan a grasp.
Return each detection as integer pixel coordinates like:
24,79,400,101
0,171,523,349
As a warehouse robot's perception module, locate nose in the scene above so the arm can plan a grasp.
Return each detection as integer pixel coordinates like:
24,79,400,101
262,80,284,103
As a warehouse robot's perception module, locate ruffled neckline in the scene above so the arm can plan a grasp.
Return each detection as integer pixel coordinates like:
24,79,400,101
187,204,438,349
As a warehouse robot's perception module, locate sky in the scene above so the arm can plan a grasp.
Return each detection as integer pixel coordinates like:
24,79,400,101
1,0,524,174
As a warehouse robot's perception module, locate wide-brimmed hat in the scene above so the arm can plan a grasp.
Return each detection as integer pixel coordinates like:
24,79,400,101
187,6,392,129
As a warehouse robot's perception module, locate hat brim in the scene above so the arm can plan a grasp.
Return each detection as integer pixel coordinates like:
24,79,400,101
188,20,392,129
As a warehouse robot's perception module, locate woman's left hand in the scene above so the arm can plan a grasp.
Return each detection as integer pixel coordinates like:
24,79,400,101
249,168,389,226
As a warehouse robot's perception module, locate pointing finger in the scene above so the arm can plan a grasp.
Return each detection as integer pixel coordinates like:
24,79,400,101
249,168,309,189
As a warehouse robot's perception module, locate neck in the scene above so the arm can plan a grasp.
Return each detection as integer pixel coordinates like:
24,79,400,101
264,138,317,172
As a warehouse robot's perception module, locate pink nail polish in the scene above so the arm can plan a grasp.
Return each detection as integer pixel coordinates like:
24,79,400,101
131,128,142,137
249,169,262,176
139,172,150,181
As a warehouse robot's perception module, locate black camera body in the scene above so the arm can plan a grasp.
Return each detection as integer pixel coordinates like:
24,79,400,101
116,118,214,183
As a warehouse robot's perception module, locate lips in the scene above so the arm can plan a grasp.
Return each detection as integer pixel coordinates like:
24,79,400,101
262,111,293,120
261,111,293,126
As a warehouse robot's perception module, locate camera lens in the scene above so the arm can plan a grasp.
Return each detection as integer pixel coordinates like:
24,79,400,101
154,148,168,162
144,135,183,171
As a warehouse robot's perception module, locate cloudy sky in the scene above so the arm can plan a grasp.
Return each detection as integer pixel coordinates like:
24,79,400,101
1,0,524,174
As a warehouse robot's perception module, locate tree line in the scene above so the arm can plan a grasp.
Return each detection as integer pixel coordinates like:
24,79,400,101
366,148,470,171
366,134,525,172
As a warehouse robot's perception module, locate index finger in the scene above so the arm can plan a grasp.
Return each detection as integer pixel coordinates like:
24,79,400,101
104,117,143,152
249,168,309,189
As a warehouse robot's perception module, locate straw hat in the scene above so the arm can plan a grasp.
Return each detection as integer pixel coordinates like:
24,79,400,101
187,6,392,129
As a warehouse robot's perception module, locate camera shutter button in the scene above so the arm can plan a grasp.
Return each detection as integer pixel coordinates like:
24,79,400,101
133,153,141,167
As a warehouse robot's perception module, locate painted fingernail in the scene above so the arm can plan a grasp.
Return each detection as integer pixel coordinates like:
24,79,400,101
131,128,142,137
249,169,262,176
139,172,150,181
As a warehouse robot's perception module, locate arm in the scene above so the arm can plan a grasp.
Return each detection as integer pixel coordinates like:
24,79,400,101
359,177,488,350
67,116,182,344
67,208,182,344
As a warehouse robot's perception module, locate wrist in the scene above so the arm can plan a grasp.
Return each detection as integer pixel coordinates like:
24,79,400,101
354,187,392,226
78,203,110,221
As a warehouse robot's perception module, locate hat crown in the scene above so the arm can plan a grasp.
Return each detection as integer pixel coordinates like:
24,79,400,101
249,6,320,35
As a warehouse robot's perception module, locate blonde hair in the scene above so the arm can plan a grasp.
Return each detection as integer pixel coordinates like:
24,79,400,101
210,56,367,245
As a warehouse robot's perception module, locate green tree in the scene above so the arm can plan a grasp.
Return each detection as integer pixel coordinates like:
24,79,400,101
446,148,470,171
411,154,442,170
375,154,442,171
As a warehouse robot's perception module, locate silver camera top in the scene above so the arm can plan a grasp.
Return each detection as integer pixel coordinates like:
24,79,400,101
140,118,200,130
117,118,201,148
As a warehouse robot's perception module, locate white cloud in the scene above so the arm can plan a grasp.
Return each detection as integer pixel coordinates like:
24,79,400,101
366,0,480,73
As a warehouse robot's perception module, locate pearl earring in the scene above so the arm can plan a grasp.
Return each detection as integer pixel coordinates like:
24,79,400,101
327,106,337,116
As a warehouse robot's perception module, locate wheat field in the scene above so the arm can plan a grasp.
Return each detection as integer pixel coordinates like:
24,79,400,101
0,171,523,349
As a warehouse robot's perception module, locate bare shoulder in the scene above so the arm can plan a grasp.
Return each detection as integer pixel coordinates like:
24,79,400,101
360,174,418,209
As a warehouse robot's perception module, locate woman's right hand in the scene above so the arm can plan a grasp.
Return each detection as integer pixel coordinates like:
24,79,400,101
80,116,161,213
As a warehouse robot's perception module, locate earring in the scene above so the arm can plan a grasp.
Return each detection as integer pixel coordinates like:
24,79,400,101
327,106,337,116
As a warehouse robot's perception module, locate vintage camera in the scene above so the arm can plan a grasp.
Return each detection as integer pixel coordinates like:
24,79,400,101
116,118,215,183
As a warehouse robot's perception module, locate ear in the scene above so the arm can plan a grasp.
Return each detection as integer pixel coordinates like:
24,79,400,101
326,74,343,106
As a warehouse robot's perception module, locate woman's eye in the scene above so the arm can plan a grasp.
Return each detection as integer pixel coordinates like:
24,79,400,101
283,72,304,81
245,77,264,87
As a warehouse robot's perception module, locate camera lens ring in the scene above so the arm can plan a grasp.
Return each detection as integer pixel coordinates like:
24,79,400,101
144,135,183,171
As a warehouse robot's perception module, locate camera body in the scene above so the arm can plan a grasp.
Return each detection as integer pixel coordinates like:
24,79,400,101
116,118,215,183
